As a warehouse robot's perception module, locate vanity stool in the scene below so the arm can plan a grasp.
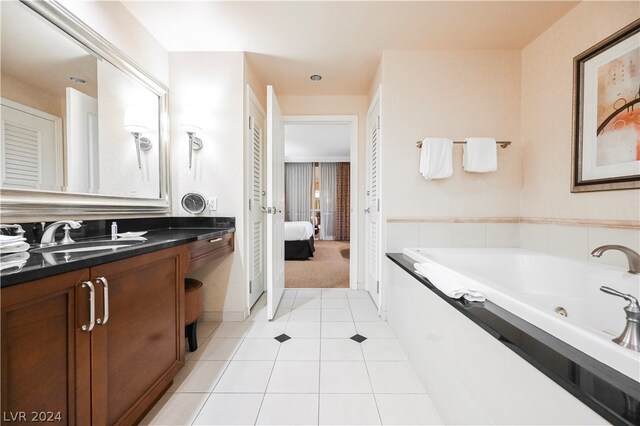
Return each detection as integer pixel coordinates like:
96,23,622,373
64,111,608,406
185,278,203,352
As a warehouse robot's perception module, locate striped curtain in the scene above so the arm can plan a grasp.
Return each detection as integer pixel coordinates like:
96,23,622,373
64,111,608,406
335,162,350,241
284,163,313,222
319,162,337,240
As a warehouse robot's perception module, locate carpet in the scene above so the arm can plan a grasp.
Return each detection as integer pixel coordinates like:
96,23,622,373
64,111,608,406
285,240,350,288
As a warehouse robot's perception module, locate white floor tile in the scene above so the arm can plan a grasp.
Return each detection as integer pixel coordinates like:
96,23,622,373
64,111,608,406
283,289,297,298
355,322,395,339
246,322,288,338
376,394,443,425
366,362,426,394
348,298,377,311
248,306,269,322
140,392,208,426
296,289,322,298
278,338,320,361
322,289,349,299
193,393,263,425
289,308,322,322
322,298,350,309
286,321,321,338
320,361,372,393
278,297,295,308
234,338,281,360
319,394,380,425
346,291,372,299
191,337,242,361
210,322,250,338
294,298,322,309
213,361,274,393
256,393,319,425
351,309,381,322
169,360,228,393
321,322,357,338
272,308,291,322
321,339,364,361
196,321,221,342
321,309,353,322
266,361,320,393
361,339,408,361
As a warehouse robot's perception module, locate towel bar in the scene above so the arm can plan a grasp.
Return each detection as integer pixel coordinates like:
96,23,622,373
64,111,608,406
416,140,511,149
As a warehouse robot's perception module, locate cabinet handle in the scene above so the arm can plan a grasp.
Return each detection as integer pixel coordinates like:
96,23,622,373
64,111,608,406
96,276,109,325
81,281,95,332
209,238,222,243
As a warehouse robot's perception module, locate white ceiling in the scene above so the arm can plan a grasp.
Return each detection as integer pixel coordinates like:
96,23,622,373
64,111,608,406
122,1,578,96
285,124,350,162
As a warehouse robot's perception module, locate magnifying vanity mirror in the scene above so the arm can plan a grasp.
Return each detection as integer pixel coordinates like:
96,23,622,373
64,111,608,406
0,0,170,218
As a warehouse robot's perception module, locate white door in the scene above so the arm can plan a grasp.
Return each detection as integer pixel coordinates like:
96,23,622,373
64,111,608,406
365,91,382,309
265,85,285,320
66,87,99,193
248,86,266,308
0,99,62,191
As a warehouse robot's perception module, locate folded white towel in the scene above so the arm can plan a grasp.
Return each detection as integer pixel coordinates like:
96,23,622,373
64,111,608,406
0,252,30,271
463,137,497,173
414,262,486,302
0,234,25,244
419,138,453,179
0,241,30,253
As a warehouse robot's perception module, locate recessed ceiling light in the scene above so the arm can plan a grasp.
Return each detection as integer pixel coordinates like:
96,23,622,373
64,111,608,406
309,74,322,82
69,76,87,84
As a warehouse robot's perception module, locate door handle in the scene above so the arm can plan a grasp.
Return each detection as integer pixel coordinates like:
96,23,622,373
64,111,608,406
95,277,109,325
209,238,222,243
81,281,95,332
365,208,371,213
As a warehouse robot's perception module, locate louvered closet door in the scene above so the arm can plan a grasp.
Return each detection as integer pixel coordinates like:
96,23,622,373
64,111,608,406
1,103,61,191
249,109,266,308
365,95,382,309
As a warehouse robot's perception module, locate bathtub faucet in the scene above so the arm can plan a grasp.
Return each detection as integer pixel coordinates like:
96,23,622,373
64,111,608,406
591,245,640,275
600,286,640,352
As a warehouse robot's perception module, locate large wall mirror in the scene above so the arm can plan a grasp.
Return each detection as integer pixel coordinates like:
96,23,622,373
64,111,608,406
0,0,170,218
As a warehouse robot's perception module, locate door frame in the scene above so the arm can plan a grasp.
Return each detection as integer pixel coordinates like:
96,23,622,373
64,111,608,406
281,114,359,290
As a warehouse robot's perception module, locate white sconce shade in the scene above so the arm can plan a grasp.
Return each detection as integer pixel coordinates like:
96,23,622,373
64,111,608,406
124,106,149,133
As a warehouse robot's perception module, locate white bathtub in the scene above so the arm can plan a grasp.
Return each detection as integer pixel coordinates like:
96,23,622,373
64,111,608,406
402,247,640,383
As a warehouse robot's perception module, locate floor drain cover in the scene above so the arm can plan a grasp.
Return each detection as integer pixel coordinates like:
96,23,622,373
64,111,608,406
350,334,367,343
274,334,291,343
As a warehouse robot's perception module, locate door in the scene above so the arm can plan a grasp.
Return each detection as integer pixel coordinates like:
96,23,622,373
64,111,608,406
66,87,99,193
365,91,382,309
248,85,266,308
265,85,285,320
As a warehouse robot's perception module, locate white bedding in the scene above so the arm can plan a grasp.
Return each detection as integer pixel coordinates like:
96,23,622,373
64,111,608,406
284,221,314,241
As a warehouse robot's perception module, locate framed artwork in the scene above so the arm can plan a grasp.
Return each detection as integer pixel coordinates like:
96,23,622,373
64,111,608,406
572,19,640,192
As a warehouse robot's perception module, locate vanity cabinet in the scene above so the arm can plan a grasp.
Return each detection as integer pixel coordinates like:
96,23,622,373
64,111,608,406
187,232,234,273
1,245,188,425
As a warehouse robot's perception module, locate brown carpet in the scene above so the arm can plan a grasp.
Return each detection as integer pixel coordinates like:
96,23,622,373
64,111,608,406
285,240,350,288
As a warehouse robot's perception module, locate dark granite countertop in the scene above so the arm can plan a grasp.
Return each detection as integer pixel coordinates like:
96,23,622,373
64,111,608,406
1,217,235,288
387,252,640,426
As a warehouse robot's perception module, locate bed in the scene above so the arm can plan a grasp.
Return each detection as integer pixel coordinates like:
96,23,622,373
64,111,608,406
284,221,315,260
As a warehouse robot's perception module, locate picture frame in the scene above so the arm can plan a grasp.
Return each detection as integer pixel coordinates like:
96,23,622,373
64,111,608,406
571,19,640,193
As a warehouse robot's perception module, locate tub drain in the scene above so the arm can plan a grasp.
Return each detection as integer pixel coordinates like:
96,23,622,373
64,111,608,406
554,306,568,317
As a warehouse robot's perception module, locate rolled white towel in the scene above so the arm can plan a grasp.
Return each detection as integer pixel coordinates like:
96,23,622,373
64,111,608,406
414,262,485,302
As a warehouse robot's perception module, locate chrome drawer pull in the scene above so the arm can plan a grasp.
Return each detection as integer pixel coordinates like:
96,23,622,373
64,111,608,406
209,238,222,243
96,276,109,325
81,281,95,332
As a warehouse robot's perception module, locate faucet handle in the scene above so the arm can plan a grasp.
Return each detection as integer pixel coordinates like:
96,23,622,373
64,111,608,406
600,286,640,313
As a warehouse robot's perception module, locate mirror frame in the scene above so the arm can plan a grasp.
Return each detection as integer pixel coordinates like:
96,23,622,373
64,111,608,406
0,0,171,219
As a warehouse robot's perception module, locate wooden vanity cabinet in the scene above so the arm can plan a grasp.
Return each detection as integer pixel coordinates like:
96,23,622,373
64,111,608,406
187,232,234,273
1,245,188,426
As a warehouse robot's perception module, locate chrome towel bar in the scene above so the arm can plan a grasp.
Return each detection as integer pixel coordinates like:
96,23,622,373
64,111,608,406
416,140,511,149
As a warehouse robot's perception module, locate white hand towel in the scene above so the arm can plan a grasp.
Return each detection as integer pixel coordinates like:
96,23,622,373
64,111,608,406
419,138,453,179
0,241,30,253
463,137,497,172
0,234,25,244
414,262,485,302
0,252,30,271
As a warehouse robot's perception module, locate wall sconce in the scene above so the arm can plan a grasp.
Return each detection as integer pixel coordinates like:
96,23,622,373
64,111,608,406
181,124,203,169
124,106,152,169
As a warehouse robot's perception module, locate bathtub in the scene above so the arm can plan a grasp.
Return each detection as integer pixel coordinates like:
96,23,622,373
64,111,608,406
402,247,640,383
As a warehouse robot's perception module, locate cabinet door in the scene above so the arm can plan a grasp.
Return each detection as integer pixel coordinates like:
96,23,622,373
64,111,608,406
1,269,92,426
90,246,187,425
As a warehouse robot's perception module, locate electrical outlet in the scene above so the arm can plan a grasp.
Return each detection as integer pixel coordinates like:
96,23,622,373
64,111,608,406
208,197,217,211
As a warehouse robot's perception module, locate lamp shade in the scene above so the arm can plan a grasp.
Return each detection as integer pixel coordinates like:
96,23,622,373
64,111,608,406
124,106,148,133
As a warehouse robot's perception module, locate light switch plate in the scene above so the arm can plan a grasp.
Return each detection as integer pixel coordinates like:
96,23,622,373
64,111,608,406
208,197,217,211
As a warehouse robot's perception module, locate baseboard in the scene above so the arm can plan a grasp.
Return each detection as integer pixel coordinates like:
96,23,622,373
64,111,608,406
200,310,246,322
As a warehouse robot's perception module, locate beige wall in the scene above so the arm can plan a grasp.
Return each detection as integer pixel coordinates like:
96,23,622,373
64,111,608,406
1,73,64,118
380,50,522,220
279,95,369,286
169,52,247,320
245,58,267,110
521,1,640,222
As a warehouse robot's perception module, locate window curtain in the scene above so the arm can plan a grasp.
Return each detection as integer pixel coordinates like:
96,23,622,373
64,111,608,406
284,162,313,222
319,162,337,240
335,162,350,241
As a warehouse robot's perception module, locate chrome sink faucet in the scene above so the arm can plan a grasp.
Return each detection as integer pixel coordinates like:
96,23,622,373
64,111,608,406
591,245,640,275
600,286,640,352
40,220,83,247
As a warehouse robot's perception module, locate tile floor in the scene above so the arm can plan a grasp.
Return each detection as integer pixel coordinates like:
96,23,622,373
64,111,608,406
141,289,443,425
